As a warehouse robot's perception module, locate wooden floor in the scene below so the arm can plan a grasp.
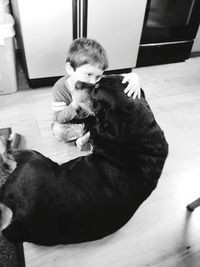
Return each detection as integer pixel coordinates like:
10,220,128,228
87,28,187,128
0,57,200,267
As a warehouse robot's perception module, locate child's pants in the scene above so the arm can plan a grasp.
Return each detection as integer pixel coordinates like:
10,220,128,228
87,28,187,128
52,121,85,142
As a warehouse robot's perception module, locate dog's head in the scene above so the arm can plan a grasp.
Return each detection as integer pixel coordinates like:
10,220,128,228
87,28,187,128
75,75,134,140
74,81,95,116
75,75,162,144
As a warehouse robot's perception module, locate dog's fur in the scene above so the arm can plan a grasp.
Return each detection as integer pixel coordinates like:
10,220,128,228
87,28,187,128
0,75,168,245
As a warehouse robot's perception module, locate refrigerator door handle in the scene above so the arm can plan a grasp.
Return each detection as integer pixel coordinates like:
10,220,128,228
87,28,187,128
81,0,88,37
72,0,79,39
73,0,87,39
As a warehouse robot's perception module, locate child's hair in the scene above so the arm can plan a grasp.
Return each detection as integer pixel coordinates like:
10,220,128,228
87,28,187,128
66,37,109,71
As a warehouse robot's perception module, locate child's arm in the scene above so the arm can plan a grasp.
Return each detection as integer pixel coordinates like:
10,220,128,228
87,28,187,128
121,72,141,99
52,78,80,123
52,100,80,123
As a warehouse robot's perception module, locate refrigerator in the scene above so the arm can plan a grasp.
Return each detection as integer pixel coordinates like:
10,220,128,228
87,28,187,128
11,0,147,86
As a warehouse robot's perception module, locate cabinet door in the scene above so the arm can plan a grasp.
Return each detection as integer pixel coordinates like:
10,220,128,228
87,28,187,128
87,0,147,70
14,0,73,79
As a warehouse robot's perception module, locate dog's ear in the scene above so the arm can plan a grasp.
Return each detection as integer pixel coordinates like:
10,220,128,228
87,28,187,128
92,80,129,139
94,102,129,140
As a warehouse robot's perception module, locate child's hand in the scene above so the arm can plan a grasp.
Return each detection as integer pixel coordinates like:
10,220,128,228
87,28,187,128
76,137,84,151
122,72,141,99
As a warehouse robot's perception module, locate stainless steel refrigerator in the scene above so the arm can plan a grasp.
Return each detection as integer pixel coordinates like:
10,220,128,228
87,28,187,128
11,0,147,86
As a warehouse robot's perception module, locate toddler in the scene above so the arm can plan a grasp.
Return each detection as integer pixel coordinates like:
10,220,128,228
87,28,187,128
52,38,140,150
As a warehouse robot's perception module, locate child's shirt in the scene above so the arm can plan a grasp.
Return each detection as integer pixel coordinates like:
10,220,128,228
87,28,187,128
52,76,89,124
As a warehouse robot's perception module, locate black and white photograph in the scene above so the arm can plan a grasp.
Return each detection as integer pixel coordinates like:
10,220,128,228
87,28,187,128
0,0,200,266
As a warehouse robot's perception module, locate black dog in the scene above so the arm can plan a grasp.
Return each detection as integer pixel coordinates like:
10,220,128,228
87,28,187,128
0,75,168,246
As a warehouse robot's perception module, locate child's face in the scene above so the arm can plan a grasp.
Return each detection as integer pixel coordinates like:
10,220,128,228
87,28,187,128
69,64,104,84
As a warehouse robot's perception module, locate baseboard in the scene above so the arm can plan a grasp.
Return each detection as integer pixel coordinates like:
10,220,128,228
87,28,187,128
27,76,62,88
190,51,200,58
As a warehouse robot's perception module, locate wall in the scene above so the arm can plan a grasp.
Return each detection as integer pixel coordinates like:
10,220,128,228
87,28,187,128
191,24,200,53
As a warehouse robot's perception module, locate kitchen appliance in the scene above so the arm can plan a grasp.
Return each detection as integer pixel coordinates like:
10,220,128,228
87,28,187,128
136,0,200,67
11,0,147,87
